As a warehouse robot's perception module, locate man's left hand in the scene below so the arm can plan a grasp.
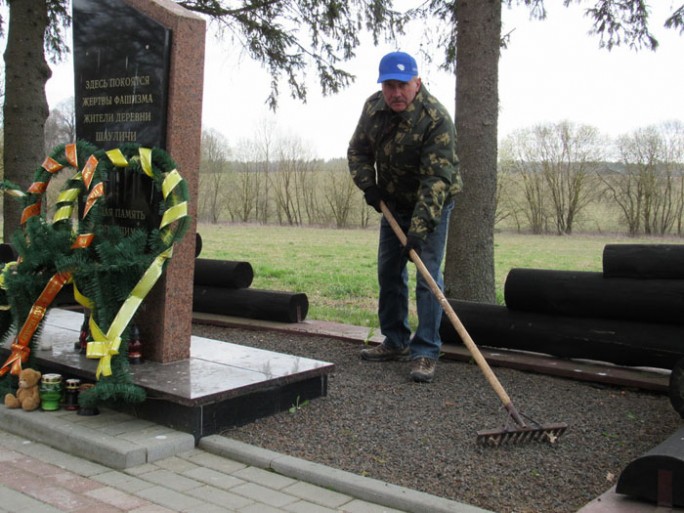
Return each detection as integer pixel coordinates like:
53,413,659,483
402,235,423,262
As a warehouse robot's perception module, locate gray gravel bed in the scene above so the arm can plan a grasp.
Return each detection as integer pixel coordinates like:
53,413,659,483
193,323,681,513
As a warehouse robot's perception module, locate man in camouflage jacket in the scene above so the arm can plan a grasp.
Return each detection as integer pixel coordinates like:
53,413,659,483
347,51,461,383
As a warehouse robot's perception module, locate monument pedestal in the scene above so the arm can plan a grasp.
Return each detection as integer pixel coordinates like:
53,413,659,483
6,309,333,441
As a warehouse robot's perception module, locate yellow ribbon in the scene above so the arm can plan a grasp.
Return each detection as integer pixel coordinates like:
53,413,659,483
139,147,154,178
57,187,80,204
53,205,74,223
0,264,12,311
106,148,128,167
160,203,188,229
161,169,181,197
73,283,94,310
159,170,188,229
87,318,121,379
86,246,173,378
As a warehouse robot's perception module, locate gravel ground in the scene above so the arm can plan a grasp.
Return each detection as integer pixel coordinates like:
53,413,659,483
193,323,681,513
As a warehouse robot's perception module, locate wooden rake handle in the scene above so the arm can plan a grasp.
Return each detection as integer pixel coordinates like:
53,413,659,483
379,201,526,427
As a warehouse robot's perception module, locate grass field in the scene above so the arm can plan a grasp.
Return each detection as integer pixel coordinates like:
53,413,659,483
197,221,680,328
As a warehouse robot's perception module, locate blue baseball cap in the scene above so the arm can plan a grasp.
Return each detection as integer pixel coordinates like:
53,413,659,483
377,51,419,83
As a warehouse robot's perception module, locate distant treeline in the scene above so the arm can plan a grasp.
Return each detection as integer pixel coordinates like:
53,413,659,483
195,120,684,237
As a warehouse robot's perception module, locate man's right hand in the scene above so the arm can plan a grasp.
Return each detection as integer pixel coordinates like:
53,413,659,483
363,186,382,213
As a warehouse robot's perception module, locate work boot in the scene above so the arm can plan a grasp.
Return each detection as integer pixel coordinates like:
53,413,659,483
410,357,436,383
361,343,410,362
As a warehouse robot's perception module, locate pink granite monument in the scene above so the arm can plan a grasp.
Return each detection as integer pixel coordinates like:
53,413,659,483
73,0,205,362
127,0,204,363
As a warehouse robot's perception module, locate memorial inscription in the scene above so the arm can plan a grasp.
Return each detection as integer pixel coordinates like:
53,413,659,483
73,0,171,149
74,0,170,233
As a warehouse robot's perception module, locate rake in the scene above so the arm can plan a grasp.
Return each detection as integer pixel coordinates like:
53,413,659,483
380,201,568,447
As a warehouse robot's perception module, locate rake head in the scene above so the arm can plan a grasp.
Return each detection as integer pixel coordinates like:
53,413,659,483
476,421,568,447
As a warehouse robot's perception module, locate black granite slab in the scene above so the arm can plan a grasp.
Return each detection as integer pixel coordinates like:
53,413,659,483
73,0,170,149
2,309,333,441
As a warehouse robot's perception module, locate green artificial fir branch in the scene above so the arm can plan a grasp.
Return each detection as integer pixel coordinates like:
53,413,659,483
0,141,190,410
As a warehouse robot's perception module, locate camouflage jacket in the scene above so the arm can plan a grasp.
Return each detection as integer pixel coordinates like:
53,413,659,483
347,86,462,240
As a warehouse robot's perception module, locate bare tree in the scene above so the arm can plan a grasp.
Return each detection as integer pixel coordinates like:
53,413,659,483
251,121,277,224
271,136,316,226
322,159,357,228
628,126,664,235
230,126,275,223
535,121,603,234
499,130,550,234
493,151,524,231
659,120,684,235
199,128,231,223
271,161,298,225
598,162,641,236
224,160,261,223
600,125,680,236
44,97,76,152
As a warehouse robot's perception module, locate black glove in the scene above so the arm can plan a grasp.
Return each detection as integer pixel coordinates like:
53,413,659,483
402,234,423,262
363,186,382,213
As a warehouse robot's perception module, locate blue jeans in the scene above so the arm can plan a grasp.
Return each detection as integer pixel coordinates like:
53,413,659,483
377,201,454,360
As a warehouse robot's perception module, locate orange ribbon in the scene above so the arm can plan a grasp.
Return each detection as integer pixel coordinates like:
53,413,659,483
0,272,72,376
72,233,95,249
41,156,63,174
82,155,99,189
83,182,104,218
20,203,42,225
27,182,48,195
65,143,78,168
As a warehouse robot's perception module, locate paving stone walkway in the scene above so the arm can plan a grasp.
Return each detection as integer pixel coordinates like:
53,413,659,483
0,407,487,513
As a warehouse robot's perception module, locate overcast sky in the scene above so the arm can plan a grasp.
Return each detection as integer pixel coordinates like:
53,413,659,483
45,1,684,160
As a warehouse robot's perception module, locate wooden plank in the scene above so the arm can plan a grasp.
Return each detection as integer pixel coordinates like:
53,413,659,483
440,345,669,392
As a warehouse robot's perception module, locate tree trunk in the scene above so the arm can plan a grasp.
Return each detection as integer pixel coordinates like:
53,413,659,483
444,0,500,303
2,0,51,242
